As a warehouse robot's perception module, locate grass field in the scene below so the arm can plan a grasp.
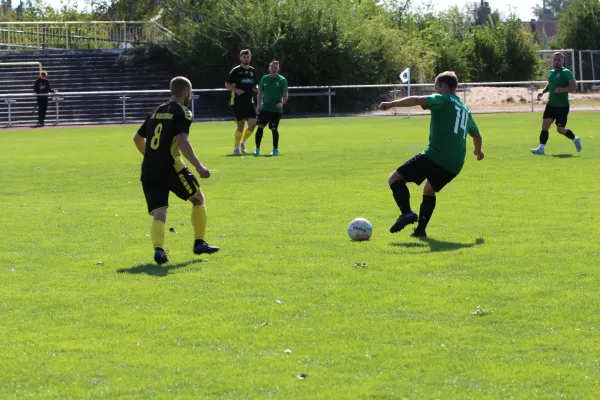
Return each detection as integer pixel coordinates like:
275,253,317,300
1,113,600,399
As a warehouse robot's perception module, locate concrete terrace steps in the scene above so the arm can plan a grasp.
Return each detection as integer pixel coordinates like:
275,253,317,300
0,48,173,126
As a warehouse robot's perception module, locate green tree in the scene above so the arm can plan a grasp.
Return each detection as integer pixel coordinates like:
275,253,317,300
468,16,539,82
420,6,473,81
557,0,600,49
532,0,571,19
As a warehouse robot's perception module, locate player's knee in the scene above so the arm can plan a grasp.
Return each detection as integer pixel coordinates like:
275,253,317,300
557,126,566,134
153,207,167,222
190,190,205,206
388,171,404,186
423,182,436,196
542,119,552,130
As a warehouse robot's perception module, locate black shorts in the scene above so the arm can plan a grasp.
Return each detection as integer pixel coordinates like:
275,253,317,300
257,110,281,130
232,102,257,122
397,154,457,192
543,104,569,127
141,167,200,214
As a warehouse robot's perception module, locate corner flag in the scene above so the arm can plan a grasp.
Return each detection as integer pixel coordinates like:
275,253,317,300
399,68,410,83
399,68,411,118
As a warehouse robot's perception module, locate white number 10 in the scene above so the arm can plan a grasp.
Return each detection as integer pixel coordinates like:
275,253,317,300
453,106,468,138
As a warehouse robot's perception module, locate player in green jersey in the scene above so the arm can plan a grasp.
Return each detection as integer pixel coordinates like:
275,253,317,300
134,76,219,265
253,60,289,156
378,71,484,238
531,52,581,155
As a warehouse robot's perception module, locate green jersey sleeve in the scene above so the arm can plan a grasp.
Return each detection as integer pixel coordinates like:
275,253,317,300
258,76,265,91
466,113,479,137
564,69,574,80
282,77,289,91
424,94,446,110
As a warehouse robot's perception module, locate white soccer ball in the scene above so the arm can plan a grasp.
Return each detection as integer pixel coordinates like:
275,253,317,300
348,218,373,241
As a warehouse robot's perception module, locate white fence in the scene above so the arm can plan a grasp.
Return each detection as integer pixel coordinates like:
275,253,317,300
1,80,599,127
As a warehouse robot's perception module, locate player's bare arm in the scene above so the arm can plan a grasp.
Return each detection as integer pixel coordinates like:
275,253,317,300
537,84,549,100
256,90,264,112
276,91,288,109
133,133,145,155
176,133,210,179
225,82,244,96
555,79,577,94
472,132,484,160
378,96,430,110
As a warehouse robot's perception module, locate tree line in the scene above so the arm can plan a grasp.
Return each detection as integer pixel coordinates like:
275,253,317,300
1,0,599,88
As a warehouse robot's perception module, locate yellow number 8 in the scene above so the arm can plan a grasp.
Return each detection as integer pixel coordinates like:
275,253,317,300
150,123,163,150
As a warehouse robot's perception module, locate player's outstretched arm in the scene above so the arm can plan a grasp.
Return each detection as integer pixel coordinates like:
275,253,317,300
133,133,145,155
176,133,210,178
472,132,484,161
378,96,429,110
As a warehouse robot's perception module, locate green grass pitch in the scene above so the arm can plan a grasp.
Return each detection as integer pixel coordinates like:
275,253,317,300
1,113,599,398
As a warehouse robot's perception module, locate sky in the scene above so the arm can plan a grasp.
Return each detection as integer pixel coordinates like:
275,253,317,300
422,0,541,21
44,0,543,21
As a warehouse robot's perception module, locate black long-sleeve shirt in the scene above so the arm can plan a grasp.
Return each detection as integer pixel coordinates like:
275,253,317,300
33,78,55,95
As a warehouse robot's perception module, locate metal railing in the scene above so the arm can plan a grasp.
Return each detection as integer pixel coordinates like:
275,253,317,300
1,80,599,127
0,21,175,50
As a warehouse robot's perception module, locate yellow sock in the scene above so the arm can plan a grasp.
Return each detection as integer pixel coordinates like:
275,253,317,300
151,220,165,249
191,205,207,240
242,128,254,142
234,130,243,146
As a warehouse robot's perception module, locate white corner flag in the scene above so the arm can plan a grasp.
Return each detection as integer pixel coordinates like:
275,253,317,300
399,68,410,83
399,68,411,118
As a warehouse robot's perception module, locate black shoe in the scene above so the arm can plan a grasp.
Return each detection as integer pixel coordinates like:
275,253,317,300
193,239,220,255
154,247,169,265
410,228,427,238
390,211,418,233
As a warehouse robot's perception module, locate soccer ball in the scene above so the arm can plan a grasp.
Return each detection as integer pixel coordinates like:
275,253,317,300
348,218,373,241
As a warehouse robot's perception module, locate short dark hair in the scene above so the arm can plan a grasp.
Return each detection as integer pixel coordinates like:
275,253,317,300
240,49,251,56
170,76,192,96
40,70,47,77
435,71,458,90
554,52,565,60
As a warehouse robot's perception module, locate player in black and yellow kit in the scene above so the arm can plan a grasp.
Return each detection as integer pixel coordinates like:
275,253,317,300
225,49,258,155
133,76,219,265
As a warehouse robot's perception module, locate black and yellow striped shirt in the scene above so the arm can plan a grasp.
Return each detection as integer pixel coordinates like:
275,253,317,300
137,101,193,180
226,65,256,105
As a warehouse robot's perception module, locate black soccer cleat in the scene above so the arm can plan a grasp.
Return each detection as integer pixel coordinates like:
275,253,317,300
154,247,169,265
193,239,220,255
390,211,418,233
410,228,427,238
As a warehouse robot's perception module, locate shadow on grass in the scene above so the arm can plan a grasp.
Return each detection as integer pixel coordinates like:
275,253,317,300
222,154,282,158
551,154,575,158
390,238,485,253
117,259,203,277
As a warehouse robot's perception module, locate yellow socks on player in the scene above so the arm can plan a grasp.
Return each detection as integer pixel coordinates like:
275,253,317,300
234,130,243,146
191,205,207,240
151,220,165,249
242,128,254,142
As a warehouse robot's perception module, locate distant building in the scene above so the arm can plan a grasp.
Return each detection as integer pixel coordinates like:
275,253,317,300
525,19,558,42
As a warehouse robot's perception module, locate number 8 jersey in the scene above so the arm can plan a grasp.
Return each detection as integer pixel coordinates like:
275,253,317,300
137,101,194,180
421,94,479,175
